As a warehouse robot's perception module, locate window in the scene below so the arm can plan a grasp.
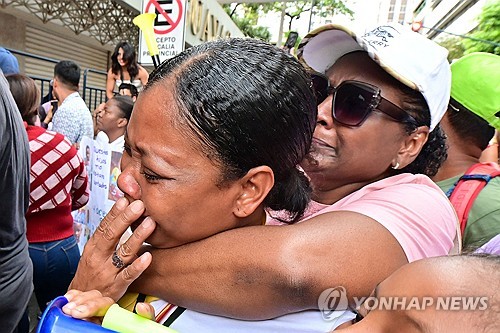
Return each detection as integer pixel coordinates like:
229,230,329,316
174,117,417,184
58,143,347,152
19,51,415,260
414,0,427,16
432,0,443,9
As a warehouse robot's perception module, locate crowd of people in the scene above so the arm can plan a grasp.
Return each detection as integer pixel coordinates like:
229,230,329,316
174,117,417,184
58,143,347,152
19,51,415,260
0,22,499,333
6,73,89,315
0,40,143,333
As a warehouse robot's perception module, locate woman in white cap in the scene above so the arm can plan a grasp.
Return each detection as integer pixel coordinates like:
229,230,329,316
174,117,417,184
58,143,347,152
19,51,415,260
69,24,459,330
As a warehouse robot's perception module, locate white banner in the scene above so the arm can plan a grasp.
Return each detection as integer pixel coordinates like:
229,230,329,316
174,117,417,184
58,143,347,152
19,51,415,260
72,135,124,253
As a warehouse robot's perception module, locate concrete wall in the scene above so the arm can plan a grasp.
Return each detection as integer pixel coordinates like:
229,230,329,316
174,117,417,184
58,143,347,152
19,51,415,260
0,11,26,71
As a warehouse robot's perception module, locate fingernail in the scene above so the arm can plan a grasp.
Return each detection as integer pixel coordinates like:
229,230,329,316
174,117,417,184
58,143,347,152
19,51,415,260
116,198,127,209
130,200,144,213
64,302,76,310
140,252,151,263
142,217,153,229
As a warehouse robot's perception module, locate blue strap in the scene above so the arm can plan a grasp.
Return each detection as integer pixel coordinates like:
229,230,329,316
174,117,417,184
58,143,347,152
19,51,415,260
446,174,493,198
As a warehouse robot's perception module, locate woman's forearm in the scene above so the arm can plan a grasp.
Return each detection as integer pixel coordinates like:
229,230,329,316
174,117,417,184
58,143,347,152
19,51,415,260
129,225,303,320
129,211,407,319
70,199,406,320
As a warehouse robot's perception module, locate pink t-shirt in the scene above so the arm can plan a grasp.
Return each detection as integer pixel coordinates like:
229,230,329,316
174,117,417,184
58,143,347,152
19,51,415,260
268,174,459,262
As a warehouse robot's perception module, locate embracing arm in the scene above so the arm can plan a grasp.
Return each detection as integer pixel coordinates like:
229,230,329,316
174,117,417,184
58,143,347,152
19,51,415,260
70,200,407,319
130,211,408,319
106,69,116,100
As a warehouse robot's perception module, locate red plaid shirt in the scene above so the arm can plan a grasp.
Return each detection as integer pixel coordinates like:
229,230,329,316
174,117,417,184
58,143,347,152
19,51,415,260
25,124,89,243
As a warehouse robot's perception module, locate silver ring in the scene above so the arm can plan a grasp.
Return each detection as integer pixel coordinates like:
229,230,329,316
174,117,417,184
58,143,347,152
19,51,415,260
112,250,125,269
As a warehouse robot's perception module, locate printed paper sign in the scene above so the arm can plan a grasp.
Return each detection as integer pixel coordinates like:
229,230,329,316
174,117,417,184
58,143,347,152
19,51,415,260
138,0,187,65
72,135,124,253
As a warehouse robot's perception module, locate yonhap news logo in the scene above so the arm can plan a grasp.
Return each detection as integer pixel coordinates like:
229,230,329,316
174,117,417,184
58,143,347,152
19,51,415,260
317,286,490,322
318,286,349,321
352,296,489,311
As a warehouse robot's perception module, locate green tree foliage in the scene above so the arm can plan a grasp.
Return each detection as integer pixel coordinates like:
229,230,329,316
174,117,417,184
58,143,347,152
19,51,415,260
224,0,352,43
278,0,353,31
231,16,272,41
463,1,500,55
223,3,272,41
438,36,465,62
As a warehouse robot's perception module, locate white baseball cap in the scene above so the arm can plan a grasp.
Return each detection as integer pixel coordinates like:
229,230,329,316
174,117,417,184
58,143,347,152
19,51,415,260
297,23,451,131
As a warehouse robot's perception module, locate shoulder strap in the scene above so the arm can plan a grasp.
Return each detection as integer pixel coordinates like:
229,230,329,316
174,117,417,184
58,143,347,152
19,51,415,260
448,162,500,235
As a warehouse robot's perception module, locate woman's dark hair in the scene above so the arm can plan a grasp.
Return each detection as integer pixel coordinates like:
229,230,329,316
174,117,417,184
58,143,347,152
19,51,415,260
396,85,447,177
111,41,139,80
446,97,495,151
111,95,134,121
6,74,40,125
118,82,139,98
145,38,318,223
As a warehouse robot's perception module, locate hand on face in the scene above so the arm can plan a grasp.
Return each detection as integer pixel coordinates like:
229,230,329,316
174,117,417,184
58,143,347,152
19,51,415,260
69,198,155,301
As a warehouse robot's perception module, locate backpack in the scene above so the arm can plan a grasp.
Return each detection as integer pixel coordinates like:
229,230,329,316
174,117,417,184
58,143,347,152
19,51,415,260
446,162,500,235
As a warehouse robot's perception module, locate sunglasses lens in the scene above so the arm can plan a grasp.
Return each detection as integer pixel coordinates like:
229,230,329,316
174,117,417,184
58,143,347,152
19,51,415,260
334,83,374,126
310,74,329,105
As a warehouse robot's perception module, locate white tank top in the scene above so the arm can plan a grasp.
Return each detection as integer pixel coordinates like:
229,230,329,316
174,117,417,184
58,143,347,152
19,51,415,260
116,79,143,92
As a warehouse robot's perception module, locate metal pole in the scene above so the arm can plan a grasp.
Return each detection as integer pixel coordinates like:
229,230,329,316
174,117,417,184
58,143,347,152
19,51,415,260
277,3,286,47
82,69,88,102
308,0,315,32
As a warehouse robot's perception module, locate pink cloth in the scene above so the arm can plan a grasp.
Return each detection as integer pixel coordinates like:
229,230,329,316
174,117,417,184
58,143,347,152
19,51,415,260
268,173,458,262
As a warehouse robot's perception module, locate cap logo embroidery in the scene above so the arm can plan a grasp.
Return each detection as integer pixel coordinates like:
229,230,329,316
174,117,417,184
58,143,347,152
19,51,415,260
362,26,399,48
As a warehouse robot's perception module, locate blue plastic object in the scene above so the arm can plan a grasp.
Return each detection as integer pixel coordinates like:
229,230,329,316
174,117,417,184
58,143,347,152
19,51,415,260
36,296,119,333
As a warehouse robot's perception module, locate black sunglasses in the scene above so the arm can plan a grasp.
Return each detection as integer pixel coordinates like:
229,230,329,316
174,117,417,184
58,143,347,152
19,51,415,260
311,73,419,128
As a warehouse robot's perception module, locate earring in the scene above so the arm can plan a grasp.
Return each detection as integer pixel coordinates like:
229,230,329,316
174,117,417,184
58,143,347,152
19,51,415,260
392,162,400,170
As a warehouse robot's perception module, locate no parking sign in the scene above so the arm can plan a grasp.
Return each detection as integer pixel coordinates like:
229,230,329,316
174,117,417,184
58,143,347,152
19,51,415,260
138,0,187,66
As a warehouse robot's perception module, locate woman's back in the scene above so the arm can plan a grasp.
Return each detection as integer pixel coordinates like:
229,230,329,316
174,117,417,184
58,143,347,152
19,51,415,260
25,125,88,242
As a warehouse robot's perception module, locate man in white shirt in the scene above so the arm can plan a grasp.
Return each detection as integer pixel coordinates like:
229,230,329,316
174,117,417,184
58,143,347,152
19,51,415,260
51,60,93,146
